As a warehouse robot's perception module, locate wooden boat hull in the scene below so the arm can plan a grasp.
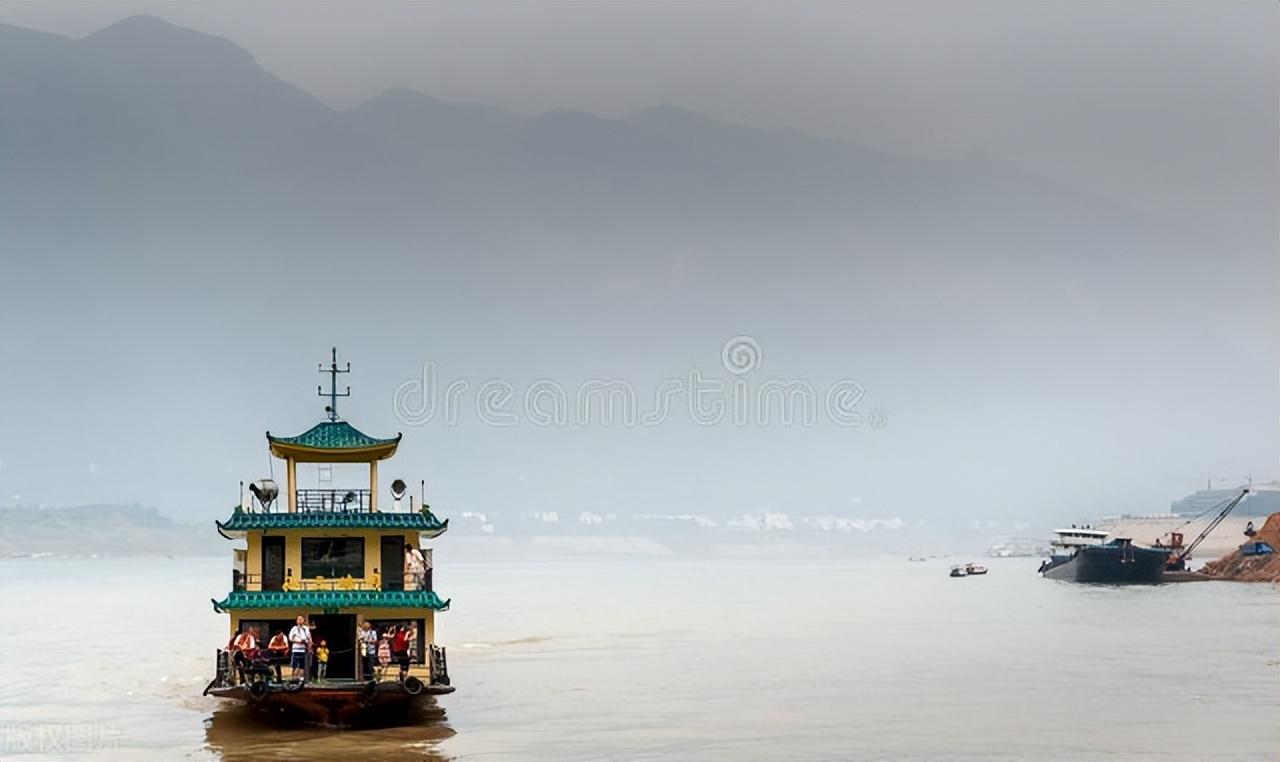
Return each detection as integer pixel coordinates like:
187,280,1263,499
207,681,454,725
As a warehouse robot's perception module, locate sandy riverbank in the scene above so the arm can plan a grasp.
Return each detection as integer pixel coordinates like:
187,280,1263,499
1095,516,1256,562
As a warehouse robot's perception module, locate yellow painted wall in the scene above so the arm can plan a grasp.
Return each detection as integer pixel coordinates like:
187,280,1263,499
244,529,425,585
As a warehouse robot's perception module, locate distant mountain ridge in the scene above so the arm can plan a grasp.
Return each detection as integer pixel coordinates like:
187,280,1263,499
0,503,223,557
0,15,1270,522
0,15,1168,229
0,14,1213,332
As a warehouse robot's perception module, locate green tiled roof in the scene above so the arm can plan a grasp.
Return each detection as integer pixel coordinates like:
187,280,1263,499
267,421,400,450
218,508,448,536
213,589,450,613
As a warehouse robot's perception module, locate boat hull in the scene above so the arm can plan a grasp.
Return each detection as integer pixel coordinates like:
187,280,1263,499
207,680,454,725
1040,555,1077,581
1040,545,1169,584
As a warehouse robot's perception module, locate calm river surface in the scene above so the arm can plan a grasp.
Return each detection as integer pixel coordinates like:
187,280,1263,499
0,550,1276,760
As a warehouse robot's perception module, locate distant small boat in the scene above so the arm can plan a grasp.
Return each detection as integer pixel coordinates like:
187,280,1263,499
964,563,988,575
949,564,968,577
908,556,927,562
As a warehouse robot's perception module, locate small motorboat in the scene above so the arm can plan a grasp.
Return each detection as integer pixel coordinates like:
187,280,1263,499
949,564,968,577
964,563,989,575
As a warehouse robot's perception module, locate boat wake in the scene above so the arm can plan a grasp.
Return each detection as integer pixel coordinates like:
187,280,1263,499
458,635,556,649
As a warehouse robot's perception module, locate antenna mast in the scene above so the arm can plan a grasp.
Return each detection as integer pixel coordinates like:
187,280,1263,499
318,347,351,421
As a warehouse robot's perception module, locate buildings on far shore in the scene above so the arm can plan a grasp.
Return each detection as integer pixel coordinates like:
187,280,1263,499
1169,481,1280,518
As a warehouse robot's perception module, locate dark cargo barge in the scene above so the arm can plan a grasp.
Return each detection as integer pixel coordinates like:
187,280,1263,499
1039,538,1169,584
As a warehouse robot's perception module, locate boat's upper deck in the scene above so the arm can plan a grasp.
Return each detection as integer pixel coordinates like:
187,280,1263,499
1050,527,1109,549
217,499,449,538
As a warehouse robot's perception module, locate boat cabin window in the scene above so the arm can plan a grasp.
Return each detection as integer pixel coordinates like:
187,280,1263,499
301,537,365,579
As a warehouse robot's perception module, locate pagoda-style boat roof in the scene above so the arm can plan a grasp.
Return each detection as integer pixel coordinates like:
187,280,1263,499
212,589,450,613
216,507,449,538
266,420,401,462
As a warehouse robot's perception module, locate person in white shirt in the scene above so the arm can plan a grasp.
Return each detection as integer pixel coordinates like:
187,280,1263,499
288,615,313,680
360,620,379,679
404,543,427,590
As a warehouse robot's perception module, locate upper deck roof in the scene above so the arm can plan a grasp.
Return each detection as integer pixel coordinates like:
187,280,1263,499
266,420,401,462
212,589,450,613
1052,528,1109,538
216,506,449,539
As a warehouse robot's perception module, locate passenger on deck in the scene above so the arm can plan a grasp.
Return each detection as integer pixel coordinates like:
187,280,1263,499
377,630,392,675
267,630,289,680
230,626,259,683
392,624,412,681
289,615,313,681
405,544,427,590
316,640,329,681
360,621,378,679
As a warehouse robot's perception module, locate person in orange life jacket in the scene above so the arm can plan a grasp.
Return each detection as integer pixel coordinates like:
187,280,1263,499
267,630,289,681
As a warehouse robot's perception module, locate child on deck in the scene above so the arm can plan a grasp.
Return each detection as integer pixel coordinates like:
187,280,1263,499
377,632,392,679
316,640,329,680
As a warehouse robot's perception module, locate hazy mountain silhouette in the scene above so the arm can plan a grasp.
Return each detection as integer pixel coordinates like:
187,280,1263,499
0,16,1272,524
1,16,1176,249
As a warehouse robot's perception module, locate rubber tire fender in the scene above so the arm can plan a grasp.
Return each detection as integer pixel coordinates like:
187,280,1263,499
403,676,425,696
248,681,270,702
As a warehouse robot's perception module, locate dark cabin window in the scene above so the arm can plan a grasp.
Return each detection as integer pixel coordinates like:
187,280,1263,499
301,537,365,579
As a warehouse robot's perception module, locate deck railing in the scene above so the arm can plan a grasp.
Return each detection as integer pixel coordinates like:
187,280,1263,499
243,484,436,514
232,571,432,593
203,642,445,691
295,488,373,513
429,644,450,686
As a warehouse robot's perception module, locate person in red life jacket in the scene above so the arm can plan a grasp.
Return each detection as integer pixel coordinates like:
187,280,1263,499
267,630,289,681
230,626,259,683
391,624,412,681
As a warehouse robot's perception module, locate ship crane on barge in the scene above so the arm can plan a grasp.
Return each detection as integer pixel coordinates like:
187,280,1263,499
1161,489,1250,572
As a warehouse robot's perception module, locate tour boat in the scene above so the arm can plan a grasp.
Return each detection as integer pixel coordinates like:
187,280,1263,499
203,350,455,724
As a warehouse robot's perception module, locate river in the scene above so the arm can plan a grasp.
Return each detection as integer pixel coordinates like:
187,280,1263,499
0,550,1276,760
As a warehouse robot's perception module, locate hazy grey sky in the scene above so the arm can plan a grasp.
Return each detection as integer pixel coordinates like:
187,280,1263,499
1,1,1275,230
0,2,1275,531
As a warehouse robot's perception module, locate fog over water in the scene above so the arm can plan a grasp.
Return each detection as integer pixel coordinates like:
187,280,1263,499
0,4,1275,541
